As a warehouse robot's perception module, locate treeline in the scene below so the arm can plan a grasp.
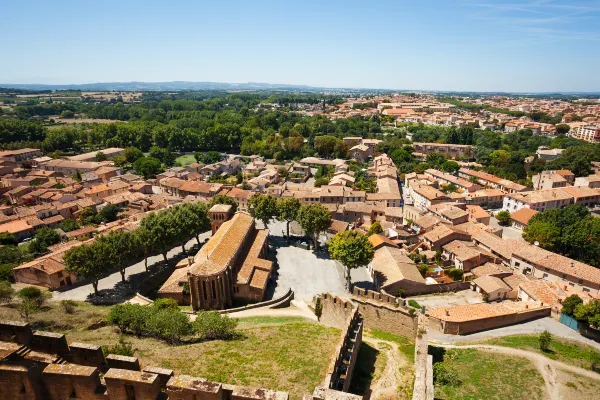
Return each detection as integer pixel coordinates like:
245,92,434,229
523,205,600,266
64,202,211,294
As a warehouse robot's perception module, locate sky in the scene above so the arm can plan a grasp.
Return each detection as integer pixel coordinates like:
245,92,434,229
2,0,600,92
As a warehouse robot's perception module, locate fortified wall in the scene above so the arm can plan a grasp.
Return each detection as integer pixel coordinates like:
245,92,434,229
0,320,360,400
351,287,418,339
319,294,363,393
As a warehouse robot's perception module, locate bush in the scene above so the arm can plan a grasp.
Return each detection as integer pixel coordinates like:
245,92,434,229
314,297,323,321
417,264,428,277
446,268,464,281
107,304,148,336
0,281,15,303
433,362,461,386
193,311,239,341
146,308,193,344
539,330,552,352
496,210,511,226
103,336,135,357
61,299,77,314
0,264,15,283
408,300,421,309
152,298,179,311
17,287,51,307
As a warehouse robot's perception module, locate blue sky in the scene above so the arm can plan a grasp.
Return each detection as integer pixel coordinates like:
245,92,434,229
2,0,600,92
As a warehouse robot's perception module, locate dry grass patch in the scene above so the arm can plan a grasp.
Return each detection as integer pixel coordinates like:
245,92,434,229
0,304,339,399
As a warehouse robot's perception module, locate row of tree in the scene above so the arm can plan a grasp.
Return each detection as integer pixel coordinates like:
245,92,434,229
64,201,211,294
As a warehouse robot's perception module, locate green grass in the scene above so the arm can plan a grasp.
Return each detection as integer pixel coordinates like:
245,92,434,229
407,300,421,309
368,329,415,361
434,348,546,400
0,303,339,399
471,334,600,372
175,154,196,166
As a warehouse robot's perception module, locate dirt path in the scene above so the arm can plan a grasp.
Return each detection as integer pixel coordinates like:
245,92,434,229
362,337,414,400
439,344,600,400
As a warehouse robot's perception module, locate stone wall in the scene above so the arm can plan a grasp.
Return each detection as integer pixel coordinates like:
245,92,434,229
320,294,356,330
322,302,363,393
412,314,433,400
429,306,551,335
351,289,418,339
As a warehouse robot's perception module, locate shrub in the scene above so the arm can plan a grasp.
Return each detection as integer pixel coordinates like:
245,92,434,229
539,330,552,352
107,304,148,336
562,294,583,316
433,362,461,386
314,297,323,321
0,281,15,303
146,308,193,344
103,336,135,357
152,298,179,311
408,300,421,309
446,268,464,281
17,287,51,307
61,299,77,314
397,289,405,298
0,264,15,282
417,264,428,277
193,311,239,341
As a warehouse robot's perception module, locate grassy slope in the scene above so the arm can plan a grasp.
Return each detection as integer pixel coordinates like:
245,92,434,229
0,304,339,399
434,348,546,400
469,334,600,372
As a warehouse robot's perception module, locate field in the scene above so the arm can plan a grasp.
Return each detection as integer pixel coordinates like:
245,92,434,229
175,154,197,166
433,348,546,400
0,303,340,399
468,334,600,372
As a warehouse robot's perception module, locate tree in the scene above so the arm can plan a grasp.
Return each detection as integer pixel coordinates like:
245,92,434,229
30,228,60,254
95,151,107,162
573,299,600,328
99,231,139,283
0,281,15,303
124,147,144,163
249,194,278,227
195,151,222,164
64,244,106,295
276,197,301,241
78,207,96,225
0,233,16,245
523,221,560,249
442,183,458,194
495,210,512,226
134,156,163,179
417,264,428,277
441,160,460,174
555,124,570,135
297,204,332,250
314,297,323,321
58,218,79,232
367,222,383,237
95,204,119,223
328,230,374,289
17,286,51,308
539,330,552,352
561,294,583,316
209,195,238,214
146,308,193,344
446,268,464,281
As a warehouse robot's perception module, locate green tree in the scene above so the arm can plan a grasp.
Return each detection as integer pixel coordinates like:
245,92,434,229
523,221,560,249
539,330,552,352
249,194,278,227
314,297,323,321
328,230,374,289
0,233,16,245
276,197,301,240
297,203,332,250
195,151,222,164
78,207,96,225
561,294,583,316
367,222,383,237
441,160,460,174
124,147,144,163
555,124,570,135
573,300,600,328
134,156,163,179
0,281,15,303
64,244,106,295
95,204,119,223
58,218,79,232
209,195,238,214
30,228,60,254
146,308,193,344
446,268,464,281
417,264,428,277
495,210,512,226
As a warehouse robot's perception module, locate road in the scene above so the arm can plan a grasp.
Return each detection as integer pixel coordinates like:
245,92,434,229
52,231,212,303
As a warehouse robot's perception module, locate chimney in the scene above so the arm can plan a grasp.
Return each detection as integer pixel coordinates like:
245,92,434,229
445,310,450,316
